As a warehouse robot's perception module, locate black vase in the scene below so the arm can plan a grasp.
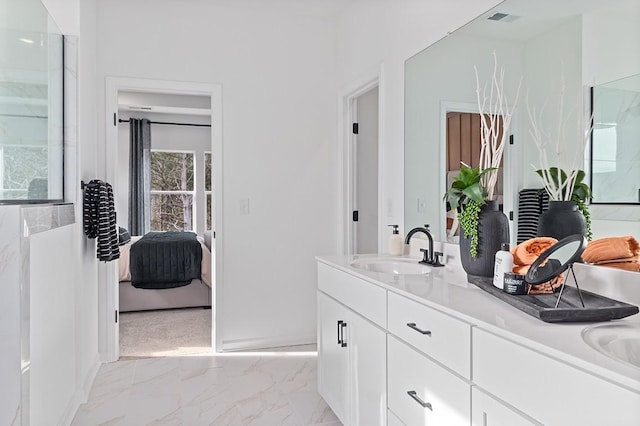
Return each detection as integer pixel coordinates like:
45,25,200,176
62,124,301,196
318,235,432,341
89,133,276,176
537,200,587,240
460,200,510,279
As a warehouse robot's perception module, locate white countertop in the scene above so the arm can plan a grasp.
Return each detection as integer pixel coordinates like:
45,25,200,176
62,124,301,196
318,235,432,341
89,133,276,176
316,252,640,393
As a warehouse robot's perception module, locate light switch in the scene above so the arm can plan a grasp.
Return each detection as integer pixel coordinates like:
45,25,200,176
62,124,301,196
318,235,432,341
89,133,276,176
239,198,250,215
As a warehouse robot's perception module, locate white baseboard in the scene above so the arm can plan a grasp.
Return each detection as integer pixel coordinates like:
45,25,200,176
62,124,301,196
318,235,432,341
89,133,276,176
60,355,101,426
222,333,316,352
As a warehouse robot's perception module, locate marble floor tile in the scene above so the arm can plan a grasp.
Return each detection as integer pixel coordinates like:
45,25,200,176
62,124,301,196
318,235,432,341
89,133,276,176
73,353,340,426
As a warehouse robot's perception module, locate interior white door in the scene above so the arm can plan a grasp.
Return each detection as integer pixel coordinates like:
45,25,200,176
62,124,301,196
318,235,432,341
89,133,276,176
353,86,379,254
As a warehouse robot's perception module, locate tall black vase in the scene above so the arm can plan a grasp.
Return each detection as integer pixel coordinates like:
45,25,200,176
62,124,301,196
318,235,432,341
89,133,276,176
460,200,510,279
537,200,586,240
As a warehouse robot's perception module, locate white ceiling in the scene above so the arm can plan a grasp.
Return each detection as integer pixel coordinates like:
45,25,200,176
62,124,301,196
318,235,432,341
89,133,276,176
456,0,638,42
183,0,358,19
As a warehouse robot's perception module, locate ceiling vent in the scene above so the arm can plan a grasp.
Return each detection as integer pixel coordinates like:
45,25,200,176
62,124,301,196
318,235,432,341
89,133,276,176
488,12,521,23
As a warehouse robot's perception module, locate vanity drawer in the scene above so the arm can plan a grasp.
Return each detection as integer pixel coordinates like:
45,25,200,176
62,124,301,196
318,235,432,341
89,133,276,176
317,262,386,328
388,291,471,378
388,335,471,426
473,328,640,426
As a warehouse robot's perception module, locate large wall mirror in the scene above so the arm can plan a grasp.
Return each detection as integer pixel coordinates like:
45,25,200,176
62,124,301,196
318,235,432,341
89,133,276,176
591,73,640,204
405,0,640,243
0,0,64,203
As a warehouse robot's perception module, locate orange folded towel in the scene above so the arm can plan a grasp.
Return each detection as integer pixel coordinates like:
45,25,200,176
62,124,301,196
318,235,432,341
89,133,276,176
512,237,563,294
512,237,558,266
596,260,640,272
582,236,640,264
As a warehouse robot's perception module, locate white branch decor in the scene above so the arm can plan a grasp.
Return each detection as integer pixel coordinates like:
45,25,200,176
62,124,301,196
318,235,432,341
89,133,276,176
526,73,593,201
474,51,522,201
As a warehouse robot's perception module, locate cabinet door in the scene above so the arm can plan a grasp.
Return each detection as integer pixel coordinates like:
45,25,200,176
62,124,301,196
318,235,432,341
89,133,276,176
349,310,386,426
317,292,349,424
388,335,470,426
472,387,538,426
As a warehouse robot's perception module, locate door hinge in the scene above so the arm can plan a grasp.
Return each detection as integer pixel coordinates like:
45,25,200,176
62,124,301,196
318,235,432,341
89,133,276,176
115,310,118,323
352,210,359,222
113,113,117,126
509,134,514,145
352,123,359,134
509,211,514,220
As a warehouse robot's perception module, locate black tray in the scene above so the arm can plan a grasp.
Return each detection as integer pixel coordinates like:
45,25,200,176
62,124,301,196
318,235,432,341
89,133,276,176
470,276,639,323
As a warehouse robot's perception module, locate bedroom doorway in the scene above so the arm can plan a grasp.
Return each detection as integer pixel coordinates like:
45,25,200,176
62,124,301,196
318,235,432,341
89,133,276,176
103,77,223,362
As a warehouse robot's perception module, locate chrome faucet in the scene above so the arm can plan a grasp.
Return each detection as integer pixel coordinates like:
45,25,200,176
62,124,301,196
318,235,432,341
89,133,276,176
405,224,444,267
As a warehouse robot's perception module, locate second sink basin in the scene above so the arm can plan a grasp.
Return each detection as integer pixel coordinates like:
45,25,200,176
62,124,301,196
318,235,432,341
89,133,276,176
350,257,431,275
582,323,640,370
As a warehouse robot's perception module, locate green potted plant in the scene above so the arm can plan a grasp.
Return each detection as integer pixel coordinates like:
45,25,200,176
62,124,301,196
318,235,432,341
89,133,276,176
444,165,493,257
535,167,592,240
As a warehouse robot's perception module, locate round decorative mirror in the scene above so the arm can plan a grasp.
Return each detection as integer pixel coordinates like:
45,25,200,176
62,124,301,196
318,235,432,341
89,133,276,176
525,234,587,285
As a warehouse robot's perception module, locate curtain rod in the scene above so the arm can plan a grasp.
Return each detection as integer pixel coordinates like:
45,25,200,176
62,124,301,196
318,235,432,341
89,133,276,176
118,118,211,128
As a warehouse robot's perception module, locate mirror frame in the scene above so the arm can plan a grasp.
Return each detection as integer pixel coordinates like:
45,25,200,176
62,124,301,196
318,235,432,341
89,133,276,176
525,234,587,285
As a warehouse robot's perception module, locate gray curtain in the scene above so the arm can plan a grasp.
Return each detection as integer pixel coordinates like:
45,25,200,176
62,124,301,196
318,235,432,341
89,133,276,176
128,118,151,236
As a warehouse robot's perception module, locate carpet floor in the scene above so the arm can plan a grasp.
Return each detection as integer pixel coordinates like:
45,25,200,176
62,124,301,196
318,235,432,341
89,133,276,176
119,308,212,360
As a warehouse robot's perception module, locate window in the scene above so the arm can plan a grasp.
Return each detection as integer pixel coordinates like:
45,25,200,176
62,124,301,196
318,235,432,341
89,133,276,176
205,152,212,230
150,151,194,231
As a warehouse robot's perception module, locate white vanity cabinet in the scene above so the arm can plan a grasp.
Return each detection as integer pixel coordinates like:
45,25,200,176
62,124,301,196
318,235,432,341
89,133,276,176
471,387,538,426
388,336,471,425
317,258,640,426
473,328,640,426
387,292,472,425
317,263,387,426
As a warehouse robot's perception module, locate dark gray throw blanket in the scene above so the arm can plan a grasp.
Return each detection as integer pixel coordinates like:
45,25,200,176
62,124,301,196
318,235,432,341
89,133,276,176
130,231,202,289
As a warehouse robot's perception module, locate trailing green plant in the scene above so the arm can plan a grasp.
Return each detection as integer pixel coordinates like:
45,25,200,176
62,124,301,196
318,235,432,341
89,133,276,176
459,199,482,257
536,167,592,240
444,165,496,257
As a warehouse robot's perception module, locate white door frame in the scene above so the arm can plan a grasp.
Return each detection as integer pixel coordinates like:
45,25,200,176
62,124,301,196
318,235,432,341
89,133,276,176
102,77,224,362
337,66,385,255
440,101,520,245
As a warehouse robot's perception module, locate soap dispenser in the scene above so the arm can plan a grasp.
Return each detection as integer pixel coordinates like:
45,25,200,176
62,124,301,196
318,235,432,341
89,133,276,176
493,243,513,289
388,225,404,256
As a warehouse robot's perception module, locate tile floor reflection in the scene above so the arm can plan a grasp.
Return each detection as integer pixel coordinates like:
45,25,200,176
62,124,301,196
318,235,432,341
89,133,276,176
72,351,340,425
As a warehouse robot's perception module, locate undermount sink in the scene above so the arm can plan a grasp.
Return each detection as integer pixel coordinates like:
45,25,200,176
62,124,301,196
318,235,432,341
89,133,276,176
350,257,431,275
581,323,640,370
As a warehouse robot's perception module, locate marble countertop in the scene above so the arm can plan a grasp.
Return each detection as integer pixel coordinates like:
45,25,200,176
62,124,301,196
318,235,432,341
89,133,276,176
316,252,640,393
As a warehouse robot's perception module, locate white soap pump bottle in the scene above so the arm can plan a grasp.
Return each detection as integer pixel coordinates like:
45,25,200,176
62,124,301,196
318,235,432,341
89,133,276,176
388,225,404,256
493,243,513,289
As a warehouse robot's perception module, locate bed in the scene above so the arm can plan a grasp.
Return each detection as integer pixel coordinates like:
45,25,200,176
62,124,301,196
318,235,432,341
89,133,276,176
118,231,212,312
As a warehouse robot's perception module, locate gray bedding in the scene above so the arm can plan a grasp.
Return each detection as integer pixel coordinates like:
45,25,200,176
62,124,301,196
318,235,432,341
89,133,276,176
130,231,202,289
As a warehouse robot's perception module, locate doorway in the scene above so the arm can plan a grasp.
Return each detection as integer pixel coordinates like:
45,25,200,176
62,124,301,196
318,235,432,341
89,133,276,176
442,101,517,245
338,68,383,255
353,87,379,254
103,77,223,362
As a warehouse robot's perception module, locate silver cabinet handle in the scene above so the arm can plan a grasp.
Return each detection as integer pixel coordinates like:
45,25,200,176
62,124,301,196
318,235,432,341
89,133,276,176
407,390,432,410
340,321,347,347
406,322,432,336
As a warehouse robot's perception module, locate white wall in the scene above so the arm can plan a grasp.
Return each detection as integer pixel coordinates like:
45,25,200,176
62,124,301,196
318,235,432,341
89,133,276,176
521,16,583,188
96,0,337,349
336,0,503,242
582,1,640,86
30,225,77,425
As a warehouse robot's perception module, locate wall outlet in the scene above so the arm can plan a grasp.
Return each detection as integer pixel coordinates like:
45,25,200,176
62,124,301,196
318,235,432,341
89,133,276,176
239,198,250,215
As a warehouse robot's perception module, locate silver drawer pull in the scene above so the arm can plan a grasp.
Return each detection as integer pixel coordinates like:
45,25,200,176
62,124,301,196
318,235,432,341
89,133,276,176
407,390,433,410
406,322,432,336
